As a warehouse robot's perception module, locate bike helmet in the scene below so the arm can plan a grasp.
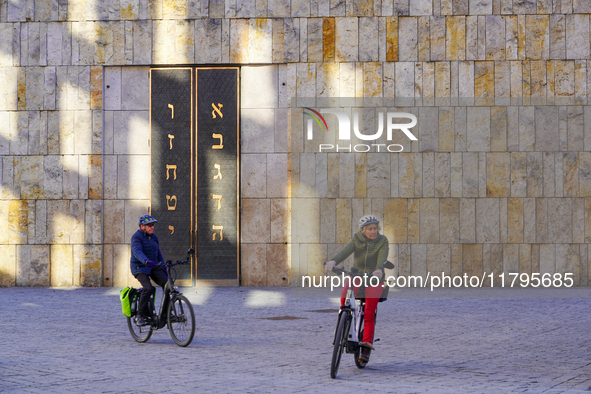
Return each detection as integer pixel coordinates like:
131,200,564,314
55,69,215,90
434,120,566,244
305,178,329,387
138,215,157,227
358,215,379,228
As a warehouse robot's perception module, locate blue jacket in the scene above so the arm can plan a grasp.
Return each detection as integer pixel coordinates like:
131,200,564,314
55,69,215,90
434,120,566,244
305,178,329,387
130,229,165,275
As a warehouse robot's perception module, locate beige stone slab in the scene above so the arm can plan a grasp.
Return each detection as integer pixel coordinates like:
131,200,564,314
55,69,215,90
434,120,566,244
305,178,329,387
425,244,450,277
538,243,555,275
363,62,382,97
463,243,482,277
566,14,590,60
509,152,526,197
384,198,406,243
398,17,417,61
319,198,336,243
563,152,579,197
241,109,275,153
365,153,389,197
315,153,329,198
466,16,478,60
116,155,149,200
15,156,43,200
555,244,580,285
428,17,445,61
485,15,505,60
418,198,438,243
417,17,430,62
522,197,535,243
269,199,289,244
489,106,507,152
466,107,490,152
555,152,564,197
503,15,519,60
0,244,16,287
355,153,367,198
358,17,378,61
518,106,535,151
580,152,591,197
241,154,267,198
335,198,351,243
555,60,574,99
567,106,584,151
337,153,354,197
229,19,249,63
335,17,358,62
449,153,461,197
486,153,510,197
438,198,458,243
506,197,523,243
538,197,549,244
248,18,272,63
574,60,586,105
502,243,519,274
291,198,319,243
50,245,72,286
573,198,585,244
459,198,475,243
7,200,27,245
266,244,289,287
534,106,559,151
434,153,451,198
407,198,419,243
422,153,434,197
586,198,591,243
525,152,543,197
549,15,566,60
524,16,549,59
452,106,466,152
548,198,573,243
462,152,479,198
475,198,499,243
241,244,267,286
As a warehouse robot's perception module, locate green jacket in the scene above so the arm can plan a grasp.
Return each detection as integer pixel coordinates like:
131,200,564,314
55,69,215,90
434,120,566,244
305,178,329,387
331,232,389,274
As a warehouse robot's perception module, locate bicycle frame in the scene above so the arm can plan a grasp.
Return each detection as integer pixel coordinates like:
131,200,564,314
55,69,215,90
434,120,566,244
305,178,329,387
147,267,182,330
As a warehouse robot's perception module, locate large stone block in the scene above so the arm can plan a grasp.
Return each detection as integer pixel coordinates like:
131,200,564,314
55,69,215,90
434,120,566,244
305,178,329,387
267,244,289,286
476,198,500,243
507,198,523,243
460,198,475,243
486,153,510,197
463,243,482,277
241,154,267,198
440,198,459,243
398,17,417,61
75,245,102,287
271,199,289,243
467,107,490,151
16,245,50,286
50,245,73,287
116,155,150,199
566,14,590,60
241,66,278,109
335,17,358,61
242,199,271,243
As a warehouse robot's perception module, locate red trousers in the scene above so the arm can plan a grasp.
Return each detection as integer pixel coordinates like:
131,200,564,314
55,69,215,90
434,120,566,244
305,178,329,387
340,282,383,344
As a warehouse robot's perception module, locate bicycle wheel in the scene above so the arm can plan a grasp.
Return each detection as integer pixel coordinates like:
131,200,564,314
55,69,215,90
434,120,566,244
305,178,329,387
330,312,350,379
167,294,195,347
354,313,368,369
127,316,153,343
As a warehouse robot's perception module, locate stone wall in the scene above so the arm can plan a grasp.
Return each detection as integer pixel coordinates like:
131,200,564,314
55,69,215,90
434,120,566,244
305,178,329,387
0,0,590,287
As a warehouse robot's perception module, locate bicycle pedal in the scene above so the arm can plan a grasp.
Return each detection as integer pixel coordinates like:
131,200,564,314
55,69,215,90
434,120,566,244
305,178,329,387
374,338,380,342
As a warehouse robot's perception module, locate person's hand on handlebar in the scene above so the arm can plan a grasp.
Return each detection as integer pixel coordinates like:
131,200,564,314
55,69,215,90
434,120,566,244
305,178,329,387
324,260,336,275
145,259,157,268
372,268,383,280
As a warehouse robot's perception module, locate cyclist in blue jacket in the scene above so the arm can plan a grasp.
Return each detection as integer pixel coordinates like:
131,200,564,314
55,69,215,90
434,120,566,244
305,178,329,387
130,215,168,326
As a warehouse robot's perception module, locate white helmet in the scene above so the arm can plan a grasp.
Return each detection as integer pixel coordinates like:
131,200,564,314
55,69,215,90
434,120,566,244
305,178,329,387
358,215,379,228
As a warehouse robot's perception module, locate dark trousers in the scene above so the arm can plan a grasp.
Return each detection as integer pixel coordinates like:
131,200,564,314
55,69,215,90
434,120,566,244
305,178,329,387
134,269,168,317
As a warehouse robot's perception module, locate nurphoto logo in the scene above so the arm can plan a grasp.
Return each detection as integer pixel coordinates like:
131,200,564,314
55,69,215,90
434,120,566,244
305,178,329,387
303,108,418,153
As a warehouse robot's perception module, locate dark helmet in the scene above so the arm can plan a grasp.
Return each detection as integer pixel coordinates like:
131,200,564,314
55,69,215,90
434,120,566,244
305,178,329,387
138,215,157,227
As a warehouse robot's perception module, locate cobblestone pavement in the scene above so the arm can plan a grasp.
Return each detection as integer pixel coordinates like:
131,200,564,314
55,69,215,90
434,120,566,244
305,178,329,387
2,286,591,393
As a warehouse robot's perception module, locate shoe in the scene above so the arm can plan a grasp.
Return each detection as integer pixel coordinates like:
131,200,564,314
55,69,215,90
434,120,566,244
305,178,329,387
359,341,375,350
136,316,149,326
358,346,371,363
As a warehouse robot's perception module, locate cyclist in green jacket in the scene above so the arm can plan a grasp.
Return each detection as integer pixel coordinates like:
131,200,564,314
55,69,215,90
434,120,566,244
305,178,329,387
325,215,389,363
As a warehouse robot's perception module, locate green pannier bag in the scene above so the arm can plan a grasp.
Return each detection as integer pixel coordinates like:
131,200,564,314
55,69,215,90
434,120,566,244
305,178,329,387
120,287,135,317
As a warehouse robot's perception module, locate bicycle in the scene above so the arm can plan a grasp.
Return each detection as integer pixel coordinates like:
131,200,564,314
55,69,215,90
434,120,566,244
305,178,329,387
328,261,394,379
127,248,196,347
